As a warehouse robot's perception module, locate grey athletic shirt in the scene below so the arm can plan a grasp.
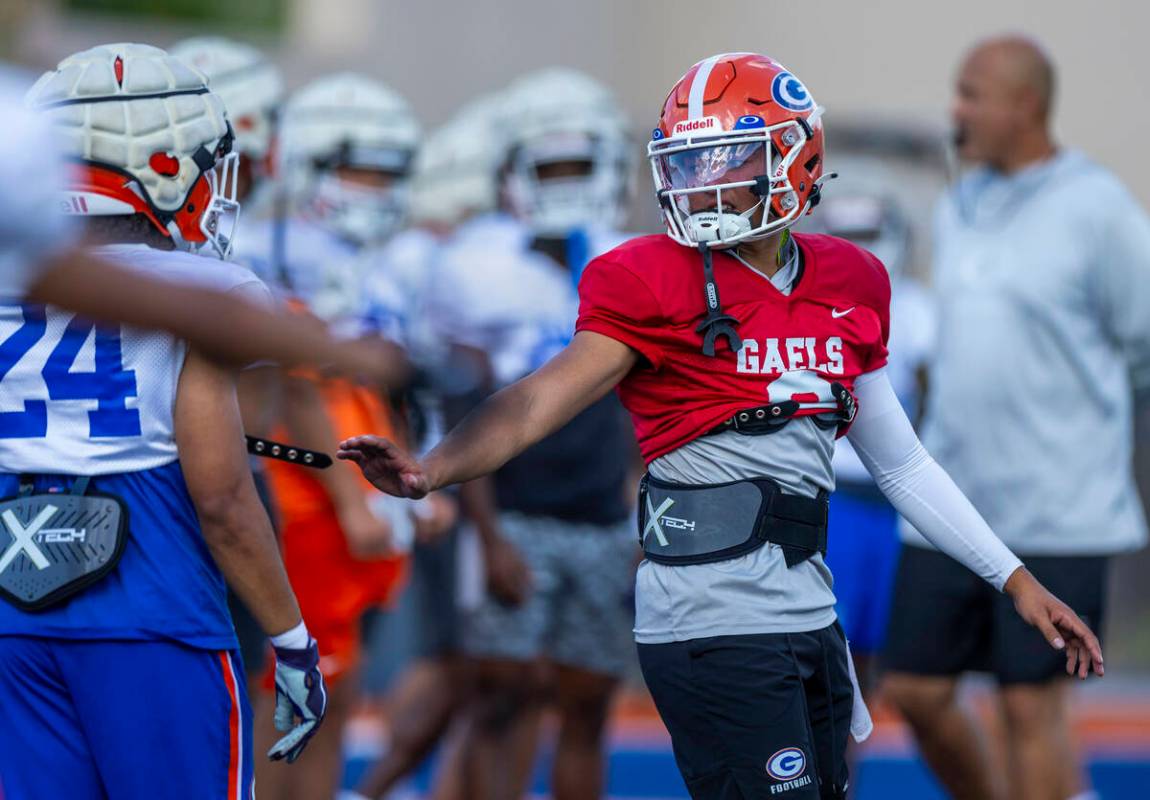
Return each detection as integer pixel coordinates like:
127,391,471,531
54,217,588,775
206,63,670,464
637,420,840,644
634,242,1024,644
636,248,840,644
904,150,1150,556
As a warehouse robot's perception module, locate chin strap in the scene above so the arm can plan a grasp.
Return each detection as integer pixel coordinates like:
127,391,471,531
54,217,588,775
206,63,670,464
695,243,743,357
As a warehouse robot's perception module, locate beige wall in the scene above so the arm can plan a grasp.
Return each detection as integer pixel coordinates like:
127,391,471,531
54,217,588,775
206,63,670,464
13,0,1150,205
273,0,1150,208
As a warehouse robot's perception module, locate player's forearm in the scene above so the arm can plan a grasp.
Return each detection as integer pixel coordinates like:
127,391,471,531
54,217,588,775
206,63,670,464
197,486,302,637
35,252,287,361
876,454,1022,589
175,349,304,637
422,377,551,490
34,251,403,381
422,333,633,490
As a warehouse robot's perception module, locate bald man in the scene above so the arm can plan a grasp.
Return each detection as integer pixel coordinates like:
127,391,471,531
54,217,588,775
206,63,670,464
881,35,1150,800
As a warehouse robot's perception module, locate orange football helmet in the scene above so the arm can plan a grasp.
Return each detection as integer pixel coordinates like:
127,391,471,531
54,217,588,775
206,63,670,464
649,53,827,248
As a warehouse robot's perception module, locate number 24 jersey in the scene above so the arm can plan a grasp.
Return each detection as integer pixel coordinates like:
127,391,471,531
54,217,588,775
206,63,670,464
0,243,270,474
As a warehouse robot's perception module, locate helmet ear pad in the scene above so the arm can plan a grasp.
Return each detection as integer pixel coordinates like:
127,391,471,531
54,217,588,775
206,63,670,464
169,174,214,247
69,163,235,256
764,123,823,221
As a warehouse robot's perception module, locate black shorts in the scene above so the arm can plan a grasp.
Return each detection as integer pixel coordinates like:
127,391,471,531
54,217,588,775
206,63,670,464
408,525,460,658
638,624,853,800
883,545,1109,685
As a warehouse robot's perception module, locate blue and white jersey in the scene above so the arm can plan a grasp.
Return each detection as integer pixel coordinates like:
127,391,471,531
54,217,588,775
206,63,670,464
233,216,371,339
0,243,270,647
428,213,630,387
0,67,75,297
361,226,444,355
0,244,269,474
427,213,636,525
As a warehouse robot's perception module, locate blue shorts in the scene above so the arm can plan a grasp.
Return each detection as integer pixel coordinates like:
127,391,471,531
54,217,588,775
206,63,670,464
0,637,253,800
825,487,900,654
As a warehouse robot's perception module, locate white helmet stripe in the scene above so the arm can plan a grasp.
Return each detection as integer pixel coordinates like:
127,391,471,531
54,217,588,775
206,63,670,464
686,52,759,120
687,55,722,120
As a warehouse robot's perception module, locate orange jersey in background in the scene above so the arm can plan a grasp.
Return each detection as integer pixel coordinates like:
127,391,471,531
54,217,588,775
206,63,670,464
266,373,409,683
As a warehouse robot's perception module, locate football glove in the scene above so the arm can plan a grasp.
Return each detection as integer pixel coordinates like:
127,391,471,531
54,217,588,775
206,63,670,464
267,638,328,763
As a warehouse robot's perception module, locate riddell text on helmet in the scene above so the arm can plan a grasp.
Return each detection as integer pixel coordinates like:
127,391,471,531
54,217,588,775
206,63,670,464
672,116,719,136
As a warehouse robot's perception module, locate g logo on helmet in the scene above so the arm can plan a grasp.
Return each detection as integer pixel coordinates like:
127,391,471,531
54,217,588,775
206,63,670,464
771,72,814,112
766,747,807,781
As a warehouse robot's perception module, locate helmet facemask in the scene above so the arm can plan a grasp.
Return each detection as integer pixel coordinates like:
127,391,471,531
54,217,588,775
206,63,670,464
198,150,242,259
649,113,818,249
167,131,242,260
304,143,413,246
505,132,628,236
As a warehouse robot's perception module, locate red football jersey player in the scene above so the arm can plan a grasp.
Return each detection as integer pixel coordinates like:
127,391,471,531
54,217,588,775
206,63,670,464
577,232,889,462
338,53,1102,799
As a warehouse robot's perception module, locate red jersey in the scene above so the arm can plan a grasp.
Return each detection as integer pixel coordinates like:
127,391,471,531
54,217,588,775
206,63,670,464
575,233,891,463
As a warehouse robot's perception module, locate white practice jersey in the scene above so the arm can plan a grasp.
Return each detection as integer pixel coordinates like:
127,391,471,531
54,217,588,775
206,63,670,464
0,67,75,297
0,244,270,475
233,217,374,339
428,213,630,387
360,226,443,355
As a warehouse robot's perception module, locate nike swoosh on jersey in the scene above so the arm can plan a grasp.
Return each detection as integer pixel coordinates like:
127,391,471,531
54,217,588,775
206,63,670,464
831,307,856,318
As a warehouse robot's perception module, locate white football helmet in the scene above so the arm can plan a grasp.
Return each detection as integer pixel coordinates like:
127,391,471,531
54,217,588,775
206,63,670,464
280,72,420,246
26,42,240,259
409,94,504,229
169,36,283,164
804,160,911,275
499,68,632,236
816,191,910,275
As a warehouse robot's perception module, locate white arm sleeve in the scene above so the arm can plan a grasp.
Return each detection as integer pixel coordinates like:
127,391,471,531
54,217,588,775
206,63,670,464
846,369,1023,591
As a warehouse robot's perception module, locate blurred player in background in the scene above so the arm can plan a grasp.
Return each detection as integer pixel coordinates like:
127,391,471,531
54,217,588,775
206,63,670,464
338,52,1103,800
348,95,506,800
169,33,288,696
0,60,398,379
416,69,640,800
244,72,428,800
169,35,283,214
0,44,326,800
804,174,935,693
802,175,935,798
883,35,1150,800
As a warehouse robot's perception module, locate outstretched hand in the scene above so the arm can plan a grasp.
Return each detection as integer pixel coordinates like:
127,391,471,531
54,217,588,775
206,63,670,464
336,435,431,499
1004,567,1104,679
